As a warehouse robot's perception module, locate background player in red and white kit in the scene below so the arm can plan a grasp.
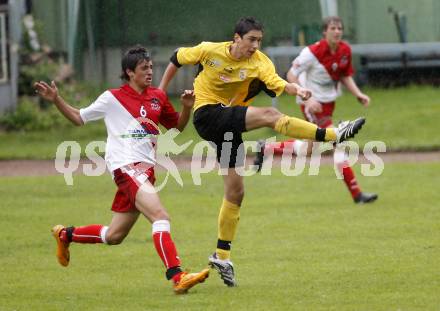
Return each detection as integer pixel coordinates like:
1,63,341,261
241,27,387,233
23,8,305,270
34,45,209,294
254,16,377,204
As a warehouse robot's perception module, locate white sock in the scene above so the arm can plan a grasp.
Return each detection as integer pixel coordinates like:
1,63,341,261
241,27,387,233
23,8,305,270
152,219,170,234
293,139,306,155
334,146,348,164
100,226,109,244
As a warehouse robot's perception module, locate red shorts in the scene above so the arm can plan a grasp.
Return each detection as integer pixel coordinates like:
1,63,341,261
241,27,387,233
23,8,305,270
111,163,156,213
300,102,335,128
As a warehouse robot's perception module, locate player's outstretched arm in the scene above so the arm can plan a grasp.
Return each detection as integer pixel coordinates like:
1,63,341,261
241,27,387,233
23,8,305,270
284,82,312,101
159,63,179,92
34,81,84,126
286,69,299,84
284,67,311,99
176,90,194,132
286,70,321,113
341,76,370,107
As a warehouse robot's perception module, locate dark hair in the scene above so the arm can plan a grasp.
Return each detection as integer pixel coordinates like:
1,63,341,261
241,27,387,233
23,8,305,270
120,45,150,81
322,16,344,32
234,16,264,38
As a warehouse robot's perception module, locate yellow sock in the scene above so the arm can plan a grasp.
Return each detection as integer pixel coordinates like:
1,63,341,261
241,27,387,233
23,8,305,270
274,115,336,141
216,249,231,261
216,198,240,260
325,128,336,141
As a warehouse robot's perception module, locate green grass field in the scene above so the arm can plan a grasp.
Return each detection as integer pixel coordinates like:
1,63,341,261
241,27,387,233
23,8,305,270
1,163,439,310
0,85,439,159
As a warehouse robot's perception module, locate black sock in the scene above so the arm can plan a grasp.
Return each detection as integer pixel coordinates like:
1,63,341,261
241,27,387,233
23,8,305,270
166,266,183,280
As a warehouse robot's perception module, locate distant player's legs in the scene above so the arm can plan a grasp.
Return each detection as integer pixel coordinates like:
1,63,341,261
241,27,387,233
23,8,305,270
300,102,375,204
333,146,378,204
333,144,360,200
250,103,375,203
261,139,308,156
263,139,296,155
253,138,309,171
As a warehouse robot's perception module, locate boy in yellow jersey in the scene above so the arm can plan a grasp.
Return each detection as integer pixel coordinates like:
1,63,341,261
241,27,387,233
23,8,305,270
159,17,366,287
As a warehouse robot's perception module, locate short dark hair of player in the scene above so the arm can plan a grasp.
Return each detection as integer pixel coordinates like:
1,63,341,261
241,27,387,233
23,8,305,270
322,16,344,31
120,45,151,81
234,16,264,38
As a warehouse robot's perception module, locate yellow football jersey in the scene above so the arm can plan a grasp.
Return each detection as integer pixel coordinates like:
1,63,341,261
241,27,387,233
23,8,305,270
176,41,287,110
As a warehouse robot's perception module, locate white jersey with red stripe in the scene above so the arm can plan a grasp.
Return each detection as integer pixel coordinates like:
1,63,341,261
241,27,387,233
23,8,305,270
289,39,354,104
79,84,179,172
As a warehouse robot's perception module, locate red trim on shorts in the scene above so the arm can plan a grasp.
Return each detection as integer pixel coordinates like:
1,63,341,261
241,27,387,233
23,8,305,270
111,163,156,213
300,102,335,128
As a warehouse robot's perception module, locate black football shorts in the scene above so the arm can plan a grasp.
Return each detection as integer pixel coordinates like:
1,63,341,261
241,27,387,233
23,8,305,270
193,103,248,168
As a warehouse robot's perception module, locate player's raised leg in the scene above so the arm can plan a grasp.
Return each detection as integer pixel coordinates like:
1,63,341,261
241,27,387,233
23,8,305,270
245,106,365,143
